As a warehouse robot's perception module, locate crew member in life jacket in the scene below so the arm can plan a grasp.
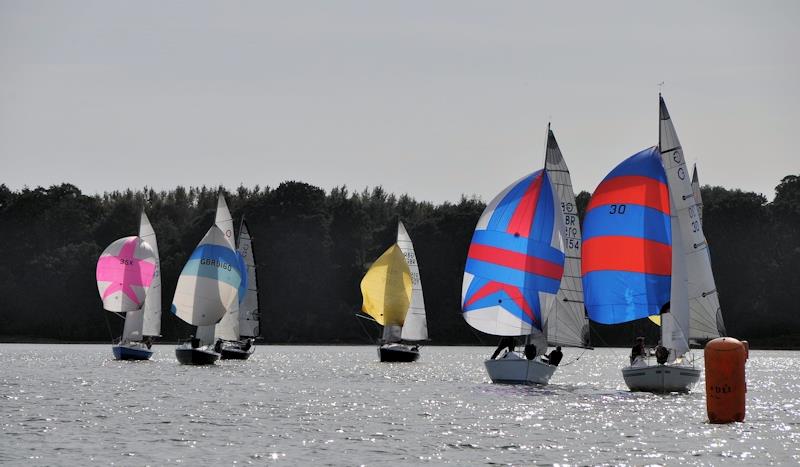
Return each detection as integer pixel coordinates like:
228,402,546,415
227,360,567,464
544,346,563,366
491,336,516,359
524,343,537,360
655,341,669,365
630,337,646,365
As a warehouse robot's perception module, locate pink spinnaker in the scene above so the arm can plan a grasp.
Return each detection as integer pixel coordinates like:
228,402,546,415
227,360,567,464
96,236,157,312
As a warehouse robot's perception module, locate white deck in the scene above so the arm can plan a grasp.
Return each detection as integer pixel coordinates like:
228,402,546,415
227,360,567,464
484,352,557,385
622,363,701,393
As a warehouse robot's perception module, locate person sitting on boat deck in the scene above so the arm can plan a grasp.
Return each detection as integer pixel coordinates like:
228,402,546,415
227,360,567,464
523,343,538,360
655,342,669,365
491,336,516,359
543,346,563,366
630,337,646,365
214,339,223,353
190,336,200,349
143,336,152,349
242,338,253,352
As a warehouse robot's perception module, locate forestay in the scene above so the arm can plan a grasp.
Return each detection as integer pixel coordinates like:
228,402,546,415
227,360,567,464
397,222,428,342
96,236,157,312
171,225,243,332
462,169,565,338
659,96,725,342
543,127,590,348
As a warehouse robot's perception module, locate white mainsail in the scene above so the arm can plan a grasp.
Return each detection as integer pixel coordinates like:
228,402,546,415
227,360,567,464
237,219,260,338
662,196,690,359
397,221,428,342
121,309,144,341
198,193,241,342
543,126,590,348
692,164,704,225
138,212,161,337
171,225,242,342
659,95,724,346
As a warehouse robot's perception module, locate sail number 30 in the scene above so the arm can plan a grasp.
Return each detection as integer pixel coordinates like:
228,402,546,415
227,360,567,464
609,204,627,215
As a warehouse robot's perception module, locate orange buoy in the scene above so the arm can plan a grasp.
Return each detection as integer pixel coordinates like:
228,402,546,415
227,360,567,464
705,337,748,423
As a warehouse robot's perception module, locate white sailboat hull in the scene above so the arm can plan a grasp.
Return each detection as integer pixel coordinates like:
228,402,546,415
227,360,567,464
622,364,700,393
484,354,556,385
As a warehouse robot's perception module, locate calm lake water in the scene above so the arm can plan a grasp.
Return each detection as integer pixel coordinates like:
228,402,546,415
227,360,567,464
0,344,798,465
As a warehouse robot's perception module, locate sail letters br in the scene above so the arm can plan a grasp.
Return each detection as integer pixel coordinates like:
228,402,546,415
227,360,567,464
200,258,232,271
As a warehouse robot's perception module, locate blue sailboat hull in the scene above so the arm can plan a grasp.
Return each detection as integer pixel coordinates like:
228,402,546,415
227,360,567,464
112,345,153,361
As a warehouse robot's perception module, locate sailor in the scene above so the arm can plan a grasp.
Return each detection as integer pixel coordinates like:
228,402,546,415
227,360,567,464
544,346,563,366
655,342,669,365
630,337,646,365
523,343,537,360
214,339,223,353
143,336,152,349
491,336,516,359
242,338,253,351
190,336,200,349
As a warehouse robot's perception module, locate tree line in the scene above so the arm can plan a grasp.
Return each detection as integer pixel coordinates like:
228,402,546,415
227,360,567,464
0,175,798,348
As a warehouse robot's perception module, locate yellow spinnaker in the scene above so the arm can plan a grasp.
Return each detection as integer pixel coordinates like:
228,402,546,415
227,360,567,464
649,315,661,325
360,244,412,326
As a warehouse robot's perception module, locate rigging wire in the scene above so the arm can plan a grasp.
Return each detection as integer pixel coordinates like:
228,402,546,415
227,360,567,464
558,348,589,367
354,313,379,345
102,309,115,345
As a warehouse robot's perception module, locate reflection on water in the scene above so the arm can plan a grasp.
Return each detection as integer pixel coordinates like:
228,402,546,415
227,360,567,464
0,345,798,465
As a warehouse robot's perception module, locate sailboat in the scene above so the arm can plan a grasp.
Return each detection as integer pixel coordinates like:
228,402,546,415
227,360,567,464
582,95,725,393
172,195,245,365
114,212,162,360
217,217,260,359
360,221,427,362
193,194,253,360
96,218,158,360
461,126,590,385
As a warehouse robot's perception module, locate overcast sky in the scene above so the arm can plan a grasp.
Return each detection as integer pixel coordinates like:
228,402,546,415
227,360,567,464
1,1,797,203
